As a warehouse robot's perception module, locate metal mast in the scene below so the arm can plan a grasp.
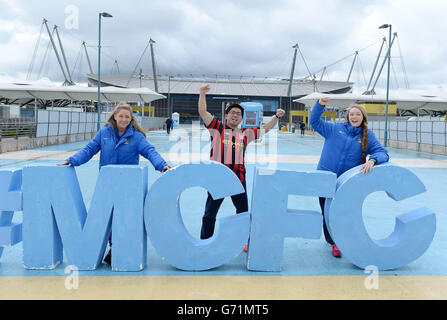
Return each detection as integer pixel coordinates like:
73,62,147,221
149,38,159,92
54,25,74,85
114,60,120,74
82,41,93,74
43,19,72,86
363,38,386,94
346,51,358,82
287,44,299,97
365,34,396,95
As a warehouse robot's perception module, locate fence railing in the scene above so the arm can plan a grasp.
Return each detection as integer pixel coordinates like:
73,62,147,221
0,119,36,140
1,109,165,142
369,120,447,147
35,109,104,138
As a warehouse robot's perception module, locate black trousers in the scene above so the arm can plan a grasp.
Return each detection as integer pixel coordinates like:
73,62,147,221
200,180,248,240
319,197,334,245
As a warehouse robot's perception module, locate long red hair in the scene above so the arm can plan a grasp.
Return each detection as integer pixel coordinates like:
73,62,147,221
346,104,368,164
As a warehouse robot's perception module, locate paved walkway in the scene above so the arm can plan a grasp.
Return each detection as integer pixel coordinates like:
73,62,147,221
0,125,446,299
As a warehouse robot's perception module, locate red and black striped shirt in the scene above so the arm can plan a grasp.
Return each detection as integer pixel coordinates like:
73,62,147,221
206,118,259,182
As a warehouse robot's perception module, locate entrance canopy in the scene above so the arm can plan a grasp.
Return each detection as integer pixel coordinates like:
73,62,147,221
295,91,447,111
0,82,166,103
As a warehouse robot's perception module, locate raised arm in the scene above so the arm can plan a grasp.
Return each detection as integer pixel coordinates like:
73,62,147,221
309,97,335,138
198,84,214,126
259,108,285,137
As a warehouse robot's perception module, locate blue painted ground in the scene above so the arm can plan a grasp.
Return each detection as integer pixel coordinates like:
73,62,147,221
0,127,446,276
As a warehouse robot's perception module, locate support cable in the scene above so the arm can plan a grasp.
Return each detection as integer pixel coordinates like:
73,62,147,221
37,29,54,79
306,38,383,81
297,44,313,79
70,45,83,81
390,57,399,89
27,21,45,80
356,54,368,88
396,34,410,89
126,41,150,86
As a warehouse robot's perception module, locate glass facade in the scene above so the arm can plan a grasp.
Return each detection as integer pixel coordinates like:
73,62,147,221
151,94,308,124
250,99,278,112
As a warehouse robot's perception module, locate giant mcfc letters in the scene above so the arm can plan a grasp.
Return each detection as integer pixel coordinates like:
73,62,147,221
0,169,22,259
0,161,436,272
22,165,148,271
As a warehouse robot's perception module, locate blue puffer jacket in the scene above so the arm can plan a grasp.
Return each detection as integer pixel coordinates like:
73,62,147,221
67,123,167,171
310,100,389,177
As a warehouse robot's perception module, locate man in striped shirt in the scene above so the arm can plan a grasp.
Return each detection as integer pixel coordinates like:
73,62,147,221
198,84,285,245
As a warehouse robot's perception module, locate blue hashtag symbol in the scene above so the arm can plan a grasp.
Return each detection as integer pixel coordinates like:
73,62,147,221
0,169,22,259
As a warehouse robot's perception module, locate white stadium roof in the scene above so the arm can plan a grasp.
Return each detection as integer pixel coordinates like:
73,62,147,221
0,82,166,103
88,74,353,98
295,90,447,111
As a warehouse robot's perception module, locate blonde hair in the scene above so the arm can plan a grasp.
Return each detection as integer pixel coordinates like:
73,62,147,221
105,102,146,137
345,104,368,164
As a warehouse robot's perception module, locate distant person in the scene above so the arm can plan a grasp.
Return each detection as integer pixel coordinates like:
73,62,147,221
58,102,172,265
165,117,172,134
198,83,285,252
300,121,306,136
310,97,389,258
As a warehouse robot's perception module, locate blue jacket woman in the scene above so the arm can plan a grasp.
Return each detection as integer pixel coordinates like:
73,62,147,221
60,103,170,172
310,97,389,258
310,99,389,177
58,102,171,266
66,122,167,171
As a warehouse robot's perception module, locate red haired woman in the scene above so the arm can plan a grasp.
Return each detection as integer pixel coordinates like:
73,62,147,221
310,97,389,258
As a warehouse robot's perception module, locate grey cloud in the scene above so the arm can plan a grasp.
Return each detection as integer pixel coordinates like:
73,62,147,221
1,0,446,90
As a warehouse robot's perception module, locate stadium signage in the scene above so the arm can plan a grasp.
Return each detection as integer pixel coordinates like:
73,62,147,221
0,162,435,272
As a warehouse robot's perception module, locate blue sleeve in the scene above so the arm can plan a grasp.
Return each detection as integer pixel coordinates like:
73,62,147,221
367,130,389,164
138,135,167,172
309,100,335,138
66,130,101,166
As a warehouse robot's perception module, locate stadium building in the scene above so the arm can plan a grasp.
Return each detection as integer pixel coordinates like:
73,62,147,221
87,73,353,124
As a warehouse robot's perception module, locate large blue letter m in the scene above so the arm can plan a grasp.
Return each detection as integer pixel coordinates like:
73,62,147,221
22,165,147,271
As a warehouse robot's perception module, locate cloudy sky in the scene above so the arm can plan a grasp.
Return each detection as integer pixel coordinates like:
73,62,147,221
1,0,446,93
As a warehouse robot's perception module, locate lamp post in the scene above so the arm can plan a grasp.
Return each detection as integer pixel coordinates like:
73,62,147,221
379,23,392,147
97,12,113,131
167,75,173,118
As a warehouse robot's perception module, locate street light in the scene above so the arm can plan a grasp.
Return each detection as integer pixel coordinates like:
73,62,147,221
379,23,392,147
167,75,173,118
97,12,113,131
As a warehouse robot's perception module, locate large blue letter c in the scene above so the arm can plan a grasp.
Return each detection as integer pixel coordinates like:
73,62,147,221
144,161,250,271
326,163,436,270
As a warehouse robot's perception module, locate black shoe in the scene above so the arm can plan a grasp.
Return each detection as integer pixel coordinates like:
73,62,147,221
103,249,112,265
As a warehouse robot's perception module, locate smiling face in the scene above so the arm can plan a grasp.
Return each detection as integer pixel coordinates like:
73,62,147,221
347,107,365,127
225,107,243,129
114,108,132,133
